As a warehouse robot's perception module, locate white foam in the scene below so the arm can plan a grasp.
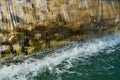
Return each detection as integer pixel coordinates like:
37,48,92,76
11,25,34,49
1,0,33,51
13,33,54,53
0,32,120,80
0,45,9,52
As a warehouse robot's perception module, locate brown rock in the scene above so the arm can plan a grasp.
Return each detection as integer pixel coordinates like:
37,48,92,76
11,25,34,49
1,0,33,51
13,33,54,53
13,43,21,55
27,47,35,54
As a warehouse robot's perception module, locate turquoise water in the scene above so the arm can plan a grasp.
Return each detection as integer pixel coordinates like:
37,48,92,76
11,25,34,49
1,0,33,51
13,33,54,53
0,32,120,80
34,45,120,80
33,45,120,80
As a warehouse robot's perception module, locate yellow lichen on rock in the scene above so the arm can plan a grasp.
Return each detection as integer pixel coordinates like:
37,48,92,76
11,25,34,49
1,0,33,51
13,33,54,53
13,43,21,55
0,0,119,60
27,47,35,54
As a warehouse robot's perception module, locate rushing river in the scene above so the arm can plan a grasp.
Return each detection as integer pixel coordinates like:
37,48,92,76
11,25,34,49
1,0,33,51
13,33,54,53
0,32,120,80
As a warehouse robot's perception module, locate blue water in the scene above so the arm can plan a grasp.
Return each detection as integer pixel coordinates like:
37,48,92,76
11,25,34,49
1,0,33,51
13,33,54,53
33,45,120,80
0,32,120,80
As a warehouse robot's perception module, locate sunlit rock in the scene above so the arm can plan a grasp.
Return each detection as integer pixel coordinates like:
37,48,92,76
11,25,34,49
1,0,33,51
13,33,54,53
27,47,35,54
0,0,119,60
13,43,21,55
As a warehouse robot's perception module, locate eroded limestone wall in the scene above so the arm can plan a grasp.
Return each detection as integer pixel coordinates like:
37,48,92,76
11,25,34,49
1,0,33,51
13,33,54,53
0,0,119,32
0,0,119,60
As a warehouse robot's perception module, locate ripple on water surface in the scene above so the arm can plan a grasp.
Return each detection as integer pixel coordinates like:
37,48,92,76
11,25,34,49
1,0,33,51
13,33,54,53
0,32,120,80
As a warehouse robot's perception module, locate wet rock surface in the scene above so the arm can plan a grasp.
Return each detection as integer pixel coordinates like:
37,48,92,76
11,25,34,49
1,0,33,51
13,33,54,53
0,0,120,60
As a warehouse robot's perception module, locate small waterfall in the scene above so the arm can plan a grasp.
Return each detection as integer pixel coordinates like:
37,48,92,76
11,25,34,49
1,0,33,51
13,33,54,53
111,1,115,13
84,0,89,9
98,0,102,22
8,5,18,27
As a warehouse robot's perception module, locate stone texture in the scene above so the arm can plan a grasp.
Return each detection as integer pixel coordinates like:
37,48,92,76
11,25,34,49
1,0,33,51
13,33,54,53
0,0,119,60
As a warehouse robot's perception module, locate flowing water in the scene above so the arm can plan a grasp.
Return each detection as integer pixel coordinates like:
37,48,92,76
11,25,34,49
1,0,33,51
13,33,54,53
0,32,120,80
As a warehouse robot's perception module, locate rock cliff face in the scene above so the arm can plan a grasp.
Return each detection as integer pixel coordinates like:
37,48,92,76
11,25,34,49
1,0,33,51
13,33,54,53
0,0,119,60
0,0,119,31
